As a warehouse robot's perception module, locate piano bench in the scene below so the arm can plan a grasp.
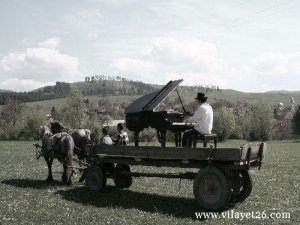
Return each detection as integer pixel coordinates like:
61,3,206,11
192,133,217,148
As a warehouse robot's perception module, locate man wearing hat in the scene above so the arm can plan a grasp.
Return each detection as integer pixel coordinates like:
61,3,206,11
182,92,213,147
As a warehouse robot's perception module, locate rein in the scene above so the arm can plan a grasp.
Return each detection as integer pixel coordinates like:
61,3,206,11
33,143,87,171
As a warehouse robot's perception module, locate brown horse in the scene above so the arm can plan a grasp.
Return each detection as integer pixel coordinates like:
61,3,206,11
67,128,96,182
40,126,75,185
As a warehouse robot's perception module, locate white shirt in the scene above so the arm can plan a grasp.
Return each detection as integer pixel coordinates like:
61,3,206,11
187,103,213,134
102,135,113,145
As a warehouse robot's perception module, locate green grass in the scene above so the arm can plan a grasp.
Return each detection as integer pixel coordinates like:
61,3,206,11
0,140,299,225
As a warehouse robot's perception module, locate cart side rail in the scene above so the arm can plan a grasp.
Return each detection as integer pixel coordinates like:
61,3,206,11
85,142,267,163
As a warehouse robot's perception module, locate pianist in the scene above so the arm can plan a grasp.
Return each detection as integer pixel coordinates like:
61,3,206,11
182,92,213,147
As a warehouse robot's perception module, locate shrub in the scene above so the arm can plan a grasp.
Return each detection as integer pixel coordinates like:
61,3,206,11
249,103,274,141
292,104,300,134
23,113,44,140
213,107,235,141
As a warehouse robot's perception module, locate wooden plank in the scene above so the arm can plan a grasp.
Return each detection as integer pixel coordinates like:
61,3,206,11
240,142,267,160
86,145,244,161
86,142,266,162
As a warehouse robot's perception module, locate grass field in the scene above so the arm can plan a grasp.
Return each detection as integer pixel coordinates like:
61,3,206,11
0,140,299,225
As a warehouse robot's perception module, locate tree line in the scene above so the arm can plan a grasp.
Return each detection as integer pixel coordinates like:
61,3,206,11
0,82,71,105
85,75,128,83
179,85,221,93
1,90,299,142
0,75,220,106
81,79,157,96
0,78,157,105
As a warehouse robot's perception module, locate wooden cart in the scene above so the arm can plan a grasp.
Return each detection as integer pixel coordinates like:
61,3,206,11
84,142,267,211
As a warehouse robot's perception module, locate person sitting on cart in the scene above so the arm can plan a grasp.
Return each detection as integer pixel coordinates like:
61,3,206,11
101,126,113,145
182,92,213,147
114,123,129,145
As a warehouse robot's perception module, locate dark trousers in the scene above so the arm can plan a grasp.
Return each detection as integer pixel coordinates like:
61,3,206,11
182,129,200,147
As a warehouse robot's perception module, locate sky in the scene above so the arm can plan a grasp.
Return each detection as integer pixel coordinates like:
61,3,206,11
0,0,299,92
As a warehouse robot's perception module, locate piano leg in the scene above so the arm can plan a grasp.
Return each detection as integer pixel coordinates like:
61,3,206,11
174,132,182,147
134,131,140,147
157,130,167,147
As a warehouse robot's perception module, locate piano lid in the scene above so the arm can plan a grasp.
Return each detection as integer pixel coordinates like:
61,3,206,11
125,79,183,113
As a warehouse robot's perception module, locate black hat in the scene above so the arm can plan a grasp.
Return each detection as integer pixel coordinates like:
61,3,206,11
195,92,208,100
117,123,124,130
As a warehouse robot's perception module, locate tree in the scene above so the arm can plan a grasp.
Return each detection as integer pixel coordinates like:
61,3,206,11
61,90,88,128
292,104,300,134
212,107,235,140
249,103,274,141
0,99,24,139
211,100,233,111
23,111,44,140
232,106,251,140
1,99,24,126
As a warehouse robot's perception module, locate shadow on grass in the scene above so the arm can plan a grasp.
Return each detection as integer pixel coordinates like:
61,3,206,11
55,186,233,220
1,178,64,189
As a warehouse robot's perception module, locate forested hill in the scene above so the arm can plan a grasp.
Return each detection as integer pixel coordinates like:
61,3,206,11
0,79,158,105
1,77,299,107
0,89,12,92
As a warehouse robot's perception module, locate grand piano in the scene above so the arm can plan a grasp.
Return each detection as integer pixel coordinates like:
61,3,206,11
125,79,194,147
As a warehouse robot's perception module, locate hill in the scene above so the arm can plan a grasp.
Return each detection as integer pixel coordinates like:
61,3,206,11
0,80,157,105
8,86,298,123
1,78,299,110
0,89,12,92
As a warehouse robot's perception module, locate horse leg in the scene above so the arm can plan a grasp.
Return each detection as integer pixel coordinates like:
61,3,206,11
45,156,54,182
62,154,73,186
66,152,73,186
62,164,67,184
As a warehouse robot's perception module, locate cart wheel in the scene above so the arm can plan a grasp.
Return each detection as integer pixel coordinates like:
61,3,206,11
193,167,231,211
231,170,252,203
114,164,133,189
85,165,107,192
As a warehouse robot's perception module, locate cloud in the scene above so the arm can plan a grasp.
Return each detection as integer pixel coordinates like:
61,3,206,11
229,51,300,92
0,79,55,92
0,37,80,91
0,48,79,82
111,58,156,81
147,37,223,71
110,37,300,92
111,37,225,85
251,52,289,75
38,37,61,49
164,72,226,87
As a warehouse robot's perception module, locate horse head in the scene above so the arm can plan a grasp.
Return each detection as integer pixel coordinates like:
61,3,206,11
40,126,53,151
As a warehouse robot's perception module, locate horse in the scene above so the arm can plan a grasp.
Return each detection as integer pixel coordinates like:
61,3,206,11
40,126,75,185
66,128,96,159
66,128,97,182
